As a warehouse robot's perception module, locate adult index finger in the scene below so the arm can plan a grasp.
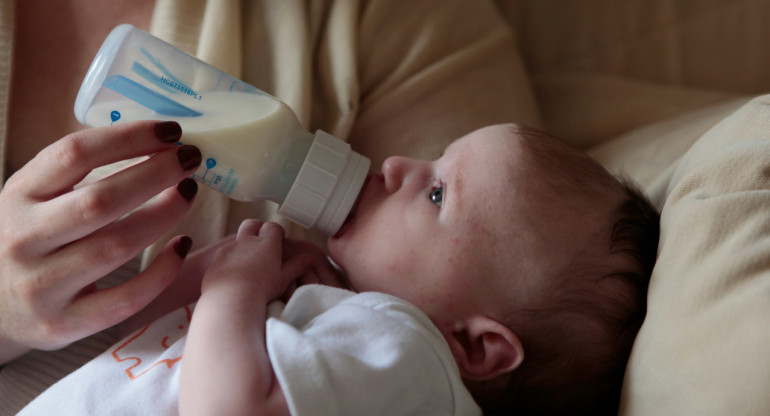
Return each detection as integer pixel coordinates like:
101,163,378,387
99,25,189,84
18,120,182,200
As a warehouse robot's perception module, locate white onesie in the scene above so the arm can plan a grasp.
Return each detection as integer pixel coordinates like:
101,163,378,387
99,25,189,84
19,285,481,415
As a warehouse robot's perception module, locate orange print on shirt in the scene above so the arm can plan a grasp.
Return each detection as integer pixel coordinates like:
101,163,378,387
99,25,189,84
111,305,193,380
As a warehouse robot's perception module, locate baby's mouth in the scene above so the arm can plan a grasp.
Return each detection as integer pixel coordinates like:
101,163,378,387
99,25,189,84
333,174,371,238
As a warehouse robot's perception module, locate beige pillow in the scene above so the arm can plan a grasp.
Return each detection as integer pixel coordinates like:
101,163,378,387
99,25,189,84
592,95,770,415
589,98,750,207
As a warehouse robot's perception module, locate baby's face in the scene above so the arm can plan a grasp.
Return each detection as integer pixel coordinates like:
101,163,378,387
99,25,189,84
327,124,610,327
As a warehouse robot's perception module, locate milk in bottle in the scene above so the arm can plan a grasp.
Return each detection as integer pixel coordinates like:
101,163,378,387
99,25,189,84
75,24,369,235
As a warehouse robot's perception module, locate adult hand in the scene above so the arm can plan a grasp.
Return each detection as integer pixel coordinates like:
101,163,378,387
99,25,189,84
0,120,201,363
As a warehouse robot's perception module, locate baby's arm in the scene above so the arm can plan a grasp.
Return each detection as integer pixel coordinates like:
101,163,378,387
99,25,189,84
179,221,311,416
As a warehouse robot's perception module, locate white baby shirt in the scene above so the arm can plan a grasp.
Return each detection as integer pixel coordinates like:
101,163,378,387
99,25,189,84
19,285,481,415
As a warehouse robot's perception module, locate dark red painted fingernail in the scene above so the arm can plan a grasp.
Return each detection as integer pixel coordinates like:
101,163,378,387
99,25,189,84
176,178,198,202
177,145,201,171
154,121,182,143
174,236,193,259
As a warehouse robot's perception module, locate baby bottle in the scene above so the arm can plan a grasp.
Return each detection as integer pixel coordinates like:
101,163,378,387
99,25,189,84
74,24,370,236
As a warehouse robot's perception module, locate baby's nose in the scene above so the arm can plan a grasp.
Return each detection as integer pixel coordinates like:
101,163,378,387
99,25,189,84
381,156,410,193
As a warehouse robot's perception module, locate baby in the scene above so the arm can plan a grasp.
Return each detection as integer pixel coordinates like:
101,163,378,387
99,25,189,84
18,124,659,416
181,124,660,415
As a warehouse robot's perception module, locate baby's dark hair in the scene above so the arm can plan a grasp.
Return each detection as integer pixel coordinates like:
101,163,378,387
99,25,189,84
477,125,660,415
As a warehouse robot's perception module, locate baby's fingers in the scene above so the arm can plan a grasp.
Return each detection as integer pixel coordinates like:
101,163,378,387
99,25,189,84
277,254,315,301
236,219,264,240
236,220,284,257
260,221,284,239
283,254,314,282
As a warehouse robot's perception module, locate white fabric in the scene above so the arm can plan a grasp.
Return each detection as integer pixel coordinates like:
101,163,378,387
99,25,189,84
19,285,480,416
18,303,191,415
268,286,481,416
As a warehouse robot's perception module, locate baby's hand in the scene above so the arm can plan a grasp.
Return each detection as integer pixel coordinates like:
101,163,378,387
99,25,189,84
201,220,311,303
281,238,348,301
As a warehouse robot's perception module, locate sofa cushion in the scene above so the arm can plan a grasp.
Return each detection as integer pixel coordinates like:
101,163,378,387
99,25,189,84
591,95,770,415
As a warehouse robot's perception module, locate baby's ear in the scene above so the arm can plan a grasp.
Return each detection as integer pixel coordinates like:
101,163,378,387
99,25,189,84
445,315,524,381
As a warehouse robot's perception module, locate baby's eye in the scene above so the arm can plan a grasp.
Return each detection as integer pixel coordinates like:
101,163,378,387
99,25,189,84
429,185,443,207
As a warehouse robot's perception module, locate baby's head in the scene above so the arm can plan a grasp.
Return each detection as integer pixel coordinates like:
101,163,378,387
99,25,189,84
327,124,659,415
